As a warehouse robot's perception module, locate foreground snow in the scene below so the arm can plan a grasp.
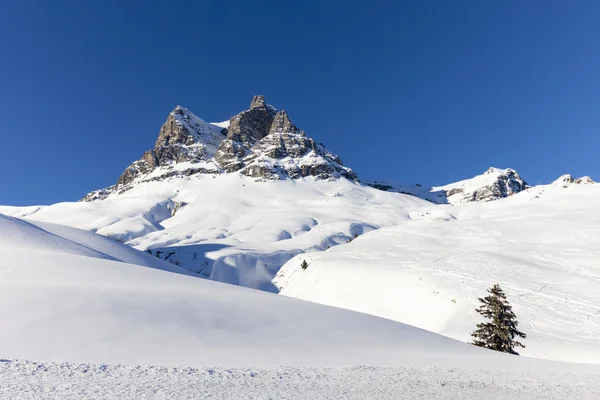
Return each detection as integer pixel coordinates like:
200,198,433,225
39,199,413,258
2,360,598,400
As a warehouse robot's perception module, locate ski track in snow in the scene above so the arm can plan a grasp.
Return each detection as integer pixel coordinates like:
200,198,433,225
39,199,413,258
1,360,598,400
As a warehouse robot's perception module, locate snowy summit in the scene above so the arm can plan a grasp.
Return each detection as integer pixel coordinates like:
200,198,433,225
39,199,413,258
82,95,355,202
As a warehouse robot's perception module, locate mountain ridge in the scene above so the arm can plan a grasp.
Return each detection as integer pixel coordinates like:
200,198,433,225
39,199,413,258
80,95,595,205
81,96,355,202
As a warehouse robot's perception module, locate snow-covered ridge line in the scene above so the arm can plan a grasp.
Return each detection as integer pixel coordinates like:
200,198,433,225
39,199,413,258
366,167,530,204
552,174,595,186
368,168,596,205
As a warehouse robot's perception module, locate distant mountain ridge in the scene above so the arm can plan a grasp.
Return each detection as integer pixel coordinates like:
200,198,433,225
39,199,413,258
367,167,530,204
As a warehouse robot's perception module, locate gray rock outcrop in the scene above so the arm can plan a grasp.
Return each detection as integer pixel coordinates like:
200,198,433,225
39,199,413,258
214,96,277,172
80,96,357,201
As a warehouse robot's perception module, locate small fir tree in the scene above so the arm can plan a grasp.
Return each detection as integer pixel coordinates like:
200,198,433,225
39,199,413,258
301,260,309,270
471,284,527,355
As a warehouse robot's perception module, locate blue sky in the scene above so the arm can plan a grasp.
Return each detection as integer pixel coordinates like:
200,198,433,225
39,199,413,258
1,1,599,205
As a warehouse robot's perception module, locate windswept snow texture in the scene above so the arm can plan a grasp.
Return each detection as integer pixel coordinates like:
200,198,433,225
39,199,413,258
276,183,600,363
2,173,600,365
1,212,587,374
0,175,430,291
2,361,599,400
0,214,193,276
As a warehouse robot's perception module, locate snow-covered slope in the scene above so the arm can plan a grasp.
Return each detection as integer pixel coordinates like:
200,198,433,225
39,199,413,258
0,175,430,291
2,213,600,399
3,172,600,365
275,182,600,363
0,214,193,276
0,213,561,370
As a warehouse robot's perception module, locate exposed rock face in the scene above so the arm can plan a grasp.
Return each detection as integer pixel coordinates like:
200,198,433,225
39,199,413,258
553,174,595,186
214,96,277,172
117,150,158,186
576,176,595,184
269,110,302,135
82,106,226,201
240,110,356,181
462,168,529,202
80,96,357,201
250,95,266,109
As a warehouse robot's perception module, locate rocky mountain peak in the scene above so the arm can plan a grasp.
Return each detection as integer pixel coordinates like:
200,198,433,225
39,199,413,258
444,167,529,203
250,95,267,109
108,106,225,191
214,97,277,172
369,167,530,205
270,110,302,135
80,96,357,201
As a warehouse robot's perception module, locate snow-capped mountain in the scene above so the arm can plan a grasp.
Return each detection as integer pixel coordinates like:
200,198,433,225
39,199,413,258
82,95,355,201
552,174,595,186
367,167,530,204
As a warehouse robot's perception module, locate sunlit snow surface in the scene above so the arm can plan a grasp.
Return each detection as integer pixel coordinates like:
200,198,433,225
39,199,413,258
2,174,600,365
276,183,600,363
2,183,600,398
2,361,599,400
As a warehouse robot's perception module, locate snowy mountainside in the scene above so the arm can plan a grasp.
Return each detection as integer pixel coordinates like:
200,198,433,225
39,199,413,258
0,176,431,291
368,167,530,204
3,214,600,400
82,95,355,201
275,182,600,363
0,213,550,370
0,214,193,276
3,169,600,366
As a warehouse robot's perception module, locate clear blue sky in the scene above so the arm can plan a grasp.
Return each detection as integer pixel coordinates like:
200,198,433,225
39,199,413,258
2,1,599,205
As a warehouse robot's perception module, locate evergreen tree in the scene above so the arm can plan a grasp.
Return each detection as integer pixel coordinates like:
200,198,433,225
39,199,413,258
471,284,527,355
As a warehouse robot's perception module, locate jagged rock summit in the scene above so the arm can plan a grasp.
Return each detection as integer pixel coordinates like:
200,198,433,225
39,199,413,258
82,96,356,201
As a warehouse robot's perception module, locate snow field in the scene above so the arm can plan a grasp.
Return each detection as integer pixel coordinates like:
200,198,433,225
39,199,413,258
1,360,598,400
